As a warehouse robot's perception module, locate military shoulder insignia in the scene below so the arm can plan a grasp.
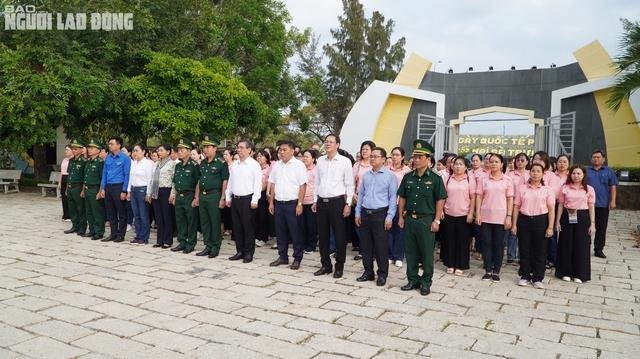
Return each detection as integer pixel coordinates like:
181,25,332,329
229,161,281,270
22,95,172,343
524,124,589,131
432,170,442,177
97,158,104,163
190,160,198,166
403,170,414,176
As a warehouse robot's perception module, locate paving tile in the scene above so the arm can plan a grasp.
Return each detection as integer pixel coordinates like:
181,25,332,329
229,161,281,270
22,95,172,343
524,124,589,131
10,336,88,359
189,342,274,359
134,312,199,333
242,335,318,358
237,320,310,343
87,301,151,320
131,328,207,353
185,309,251,330
0,323,35,347
1,295,58,311
38,305,103,324
302,334,380,359
71,332,151,357
85,318,151,337
183,324,256,345
0,306,50,326
24,320,95,342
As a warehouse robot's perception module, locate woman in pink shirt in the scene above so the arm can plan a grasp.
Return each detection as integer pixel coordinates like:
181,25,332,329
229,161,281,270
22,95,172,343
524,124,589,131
221,149,235,237
387,146,411,267
554,164,596,283
475,154,513,282
301,149,319,253
59,144,73,221
442,156,476,275
255,149,272,247
511,163,556,289
351,140,375,255
505,152,529,263
554,155,570,185
469,153,486,259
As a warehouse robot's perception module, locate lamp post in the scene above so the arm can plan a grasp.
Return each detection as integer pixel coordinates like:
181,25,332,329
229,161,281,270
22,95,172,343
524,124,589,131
433,60,442,73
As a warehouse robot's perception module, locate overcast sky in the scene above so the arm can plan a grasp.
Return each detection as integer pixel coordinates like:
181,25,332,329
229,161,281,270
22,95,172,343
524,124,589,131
282,0,640,135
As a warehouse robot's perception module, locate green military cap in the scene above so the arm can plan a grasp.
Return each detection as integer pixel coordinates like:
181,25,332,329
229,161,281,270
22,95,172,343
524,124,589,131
412,139,435,156
177,137,194,150
87,137,103,150
70,138,86,148
202,134,220,147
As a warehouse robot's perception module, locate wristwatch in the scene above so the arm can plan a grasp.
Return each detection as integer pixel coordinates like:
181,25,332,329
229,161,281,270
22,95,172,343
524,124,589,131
297,202,302,206
434,220,441,225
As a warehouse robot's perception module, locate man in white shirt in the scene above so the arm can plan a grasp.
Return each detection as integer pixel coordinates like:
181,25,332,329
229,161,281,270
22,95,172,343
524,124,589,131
225,140,262,263
312,134,355,278
268,140,308,270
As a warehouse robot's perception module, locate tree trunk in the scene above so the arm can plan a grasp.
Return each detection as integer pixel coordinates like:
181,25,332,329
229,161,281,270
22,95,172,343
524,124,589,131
33,144,48,179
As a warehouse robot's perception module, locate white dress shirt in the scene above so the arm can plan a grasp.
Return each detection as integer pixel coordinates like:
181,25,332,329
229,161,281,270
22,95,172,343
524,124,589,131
313,153,355,204
268,157,307,201
225,156,262,204
127,158,154,191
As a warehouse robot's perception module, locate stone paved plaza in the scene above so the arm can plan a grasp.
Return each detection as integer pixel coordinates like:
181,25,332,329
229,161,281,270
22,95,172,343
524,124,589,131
1,192,639,358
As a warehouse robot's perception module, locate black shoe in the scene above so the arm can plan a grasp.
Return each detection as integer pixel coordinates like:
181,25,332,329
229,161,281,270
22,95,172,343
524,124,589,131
64,228,77,234
114,236,125,243
196,250,210,256
420,286,431,296
171,245,186,252
76,231,86,236
401,283,421,291
243,254,253,263
314,267,332,276
353,255,362,260
81,232,95,238
594,250,606,258
507,259,514,264
152,244,162,248
208,252,219,258
352,247,359,251
101,234,117,242
91,234,103,241
333,269,343,278
356,274,375,282
183,248,194,254
229,252,243,260
376,277,386,286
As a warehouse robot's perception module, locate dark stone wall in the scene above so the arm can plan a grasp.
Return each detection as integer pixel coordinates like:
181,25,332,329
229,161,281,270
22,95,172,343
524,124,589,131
560,93,607,166
617,184,640,210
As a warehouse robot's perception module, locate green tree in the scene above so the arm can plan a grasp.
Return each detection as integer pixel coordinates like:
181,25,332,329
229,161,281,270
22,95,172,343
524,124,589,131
606,19,640,113
320,0,405,133
128,53,271,142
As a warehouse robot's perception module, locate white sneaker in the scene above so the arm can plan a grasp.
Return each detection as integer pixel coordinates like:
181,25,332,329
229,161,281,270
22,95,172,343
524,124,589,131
395,260,403,268
197,231,203,239
574,278,582,284
126,224,132,232
255,239,266,247
562,276,571,282
389,259,393,264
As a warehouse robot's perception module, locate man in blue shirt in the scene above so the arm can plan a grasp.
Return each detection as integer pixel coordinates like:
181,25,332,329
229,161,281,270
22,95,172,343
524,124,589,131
355,147,398,286
100,136,131,243
586,149,618,258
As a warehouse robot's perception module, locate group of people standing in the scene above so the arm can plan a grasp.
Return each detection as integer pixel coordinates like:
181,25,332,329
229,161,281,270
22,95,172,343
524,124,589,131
58,133,618,296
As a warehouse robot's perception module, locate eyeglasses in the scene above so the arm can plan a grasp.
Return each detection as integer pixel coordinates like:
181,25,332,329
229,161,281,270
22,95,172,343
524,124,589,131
391,153,402,157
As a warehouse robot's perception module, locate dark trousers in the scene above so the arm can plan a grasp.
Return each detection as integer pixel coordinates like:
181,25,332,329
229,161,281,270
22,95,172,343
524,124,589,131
175,193,198,249
67,185,86,232
404,215,435,288
301,204,317,252
481,223,506,274
360,210,389,278
61,175,69,219
256,190,270,242
152,188,173,246
594,207,609,251
555,209,591,281
317,197,347,270
231,196,256,255
349,205,359,249
84,188,105,236
517,213,548,282
388,211,405,261
105,184,127,238
275,201,305,262
200,191,223,253
442,213,471,270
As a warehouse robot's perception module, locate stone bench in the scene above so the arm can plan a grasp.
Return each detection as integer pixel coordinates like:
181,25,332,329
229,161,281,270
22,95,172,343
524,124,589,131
0,169,21,194
37,171,62,198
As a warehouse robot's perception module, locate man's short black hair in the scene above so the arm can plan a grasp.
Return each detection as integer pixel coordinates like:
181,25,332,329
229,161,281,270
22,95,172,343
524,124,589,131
277,139,296,150
238,139,255,151
326,133,341,144
591,149,606,157
109,136,124,148
371,147,387,158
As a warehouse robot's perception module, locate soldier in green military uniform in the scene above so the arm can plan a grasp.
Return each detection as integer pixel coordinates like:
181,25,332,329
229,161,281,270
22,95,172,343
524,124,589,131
83,137,105,240
169,137,201,254
397,140,447,296
195,134,229,258
64,138,88,235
